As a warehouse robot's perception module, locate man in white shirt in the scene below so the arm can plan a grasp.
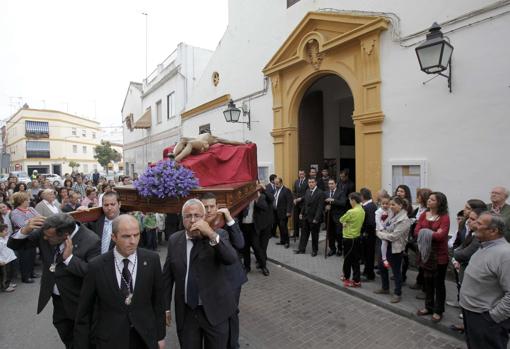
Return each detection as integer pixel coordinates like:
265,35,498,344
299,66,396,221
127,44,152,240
8,213,100,349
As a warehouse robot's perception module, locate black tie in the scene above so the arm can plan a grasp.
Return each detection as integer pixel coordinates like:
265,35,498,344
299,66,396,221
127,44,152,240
121,259,132,298
186,240,199,309
54,246,64,264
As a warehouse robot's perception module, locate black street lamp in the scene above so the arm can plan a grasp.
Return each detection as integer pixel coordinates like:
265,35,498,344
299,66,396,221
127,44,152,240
223,99,251,129
415,22,453,92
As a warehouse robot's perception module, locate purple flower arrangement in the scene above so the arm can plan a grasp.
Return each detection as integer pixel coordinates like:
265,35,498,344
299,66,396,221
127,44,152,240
134,160,199,199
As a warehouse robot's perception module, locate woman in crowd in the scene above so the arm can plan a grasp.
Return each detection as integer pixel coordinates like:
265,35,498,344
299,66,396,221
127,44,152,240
415,191,450,323
0,191,7,204
340,192,365,288
375,196,412,303
14,183,32,200
10,192,40,283
97,184,113,207
57,187,70,208
81,187,98,208
395,185,414,216
405,188,432,291
34,189,61,217
0,182,8,193
63,179,73,190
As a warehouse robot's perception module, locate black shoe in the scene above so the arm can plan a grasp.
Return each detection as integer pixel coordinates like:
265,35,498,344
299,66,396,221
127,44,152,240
243,266,251,273
327,250,336,257
276,242,285,245
361,276,375,282
311,251,317,257
31,273,40,278
284,243,289,248
261,267,270,276
22,278,35,284
294,250,305,254
336,250,342,256
255,262,261,269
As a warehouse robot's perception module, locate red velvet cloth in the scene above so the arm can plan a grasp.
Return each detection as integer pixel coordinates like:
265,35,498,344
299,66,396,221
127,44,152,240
162,143,258,187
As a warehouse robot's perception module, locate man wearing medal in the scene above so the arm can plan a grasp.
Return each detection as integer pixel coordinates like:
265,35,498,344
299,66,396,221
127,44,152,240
8,213,101,349
75,214,166,349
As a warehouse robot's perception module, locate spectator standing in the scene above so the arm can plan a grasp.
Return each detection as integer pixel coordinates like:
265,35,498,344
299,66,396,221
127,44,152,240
415,191,450,323
72,175,87,198
360,188,377,281
80,187,98,208
292,170,308,239
61,192,82,213
487,186,510,241
273,177,294,248
375,196,411,303
325,178,348,257
0,223,17,292
340,192,365,287
10,192,41,283
35,189,62,218
143,212,158,251
295,177,325,256
460,213,510,349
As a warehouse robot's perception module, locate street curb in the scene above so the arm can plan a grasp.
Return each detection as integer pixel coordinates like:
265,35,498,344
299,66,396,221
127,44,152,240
267,257,465,342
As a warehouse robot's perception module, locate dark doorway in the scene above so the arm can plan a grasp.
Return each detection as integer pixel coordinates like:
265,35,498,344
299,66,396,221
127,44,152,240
298,75,355,183
52,164,62,176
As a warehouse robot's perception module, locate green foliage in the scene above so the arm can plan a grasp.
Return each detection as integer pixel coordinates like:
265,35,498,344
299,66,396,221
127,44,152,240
68,160,80,170
94,141,122,174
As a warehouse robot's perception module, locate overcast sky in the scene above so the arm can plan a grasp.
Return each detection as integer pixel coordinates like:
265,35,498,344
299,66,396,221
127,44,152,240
0,0,228,127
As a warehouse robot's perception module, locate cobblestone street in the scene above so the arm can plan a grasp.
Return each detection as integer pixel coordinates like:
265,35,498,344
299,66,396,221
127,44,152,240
0,245,467,349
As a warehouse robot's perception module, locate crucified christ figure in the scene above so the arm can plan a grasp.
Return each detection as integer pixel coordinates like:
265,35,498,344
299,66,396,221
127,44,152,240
172,132,247,162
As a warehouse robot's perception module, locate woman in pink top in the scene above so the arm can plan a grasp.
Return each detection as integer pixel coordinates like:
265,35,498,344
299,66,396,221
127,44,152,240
415,191,450,323
81,187,98,208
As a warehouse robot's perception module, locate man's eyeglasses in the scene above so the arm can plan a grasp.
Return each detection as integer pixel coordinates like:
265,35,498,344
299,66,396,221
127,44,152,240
183,214,204,220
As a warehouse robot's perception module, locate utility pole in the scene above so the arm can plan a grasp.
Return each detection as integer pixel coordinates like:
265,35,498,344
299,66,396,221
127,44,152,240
142,12,148,80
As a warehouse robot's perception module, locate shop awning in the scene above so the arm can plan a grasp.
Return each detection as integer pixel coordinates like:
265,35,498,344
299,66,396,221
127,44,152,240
133,108,152,129
25,120,49,135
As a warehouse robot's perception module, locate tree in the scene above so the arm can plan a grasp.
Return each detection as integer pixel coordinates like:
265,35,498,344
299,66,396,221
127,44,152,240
94,141,122,174
68,160,80,171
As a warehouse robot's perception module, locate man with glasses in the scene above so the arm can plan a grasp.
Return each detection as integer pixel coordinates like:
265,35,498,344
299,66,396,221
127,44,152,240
163,199,238,349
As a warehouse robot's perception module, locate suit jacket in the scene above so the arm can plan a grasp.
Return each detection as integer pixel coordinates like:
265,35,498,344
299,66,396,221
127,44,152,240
293,178,308,201
301,188,325,223
325,188,348,223
362,201,377,235
34,200,62,218
8,223,100,317
254,191,273,231
61,203,81,213
222,222,248,289
274,186,293,218
163,230,238,331
338,179,355,197
86,214,116,251
265,183,276,196
74,248,165,349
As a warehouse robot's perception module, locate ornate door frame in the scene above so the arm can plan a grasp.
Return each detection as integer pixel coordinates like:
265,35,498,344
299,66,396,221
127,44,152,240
263,12,388,191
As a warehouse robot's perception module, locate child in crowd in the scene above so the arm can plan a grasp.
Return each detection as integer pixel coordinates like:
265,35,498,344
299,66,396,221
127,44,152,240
0,223,17,292
143,212,158,251
375,193,393,269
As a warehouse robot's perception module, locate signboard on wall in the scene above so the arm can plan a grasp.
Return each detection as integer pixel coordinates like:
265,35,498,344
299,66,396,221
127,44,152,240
388,160,428,203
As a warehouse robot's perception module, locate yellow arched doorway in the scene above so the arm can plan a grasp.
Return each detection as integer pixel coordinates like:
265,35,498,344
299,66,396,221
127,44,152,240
263,12,388,191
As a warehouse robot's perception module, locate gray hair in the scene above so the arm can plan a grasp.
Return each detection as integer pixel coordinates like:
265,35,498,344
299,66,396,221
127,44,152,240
42,213,76,237
111,214,139,236
481,212,506,234
181,198,205,215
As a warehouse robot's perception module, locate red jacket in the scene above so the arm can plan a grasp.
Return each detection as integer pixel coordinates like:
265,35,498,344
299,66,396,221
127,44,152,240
414,212,450,265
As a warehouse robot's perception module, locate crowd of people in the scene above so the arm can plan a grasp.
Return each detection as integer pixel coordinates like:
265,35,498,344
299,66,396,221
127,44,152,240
0,166,509,349
267,167,510,348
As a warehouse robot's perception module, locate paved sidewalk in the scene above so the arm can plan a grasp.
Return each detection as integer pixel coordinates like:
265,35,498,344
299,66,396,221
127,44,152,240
266,233,465,341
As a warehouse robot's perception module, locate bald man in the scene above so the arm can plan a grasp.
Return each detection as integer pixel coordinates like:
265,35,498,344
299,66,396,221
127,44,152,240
75,215,166,349
487,186,510,242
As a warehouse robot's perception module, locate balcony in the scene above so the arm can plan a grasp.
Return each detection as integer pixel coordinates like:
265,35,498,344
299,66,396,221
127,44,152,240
25,120,49,138
26,141,50,158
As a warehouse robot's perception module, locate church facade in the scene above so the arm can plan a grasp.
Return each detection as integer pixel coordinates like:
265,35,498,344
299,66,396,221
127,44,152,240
161,0,510,219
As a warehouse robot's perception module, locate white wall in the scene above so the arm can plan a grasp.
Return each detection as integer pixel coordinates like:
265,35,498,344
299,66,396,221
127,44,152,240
182,0,510,223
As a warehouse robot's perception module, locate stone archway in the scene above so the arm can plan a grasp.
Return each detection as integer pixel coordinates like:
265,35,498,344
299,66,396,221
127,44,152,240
263,12,388,191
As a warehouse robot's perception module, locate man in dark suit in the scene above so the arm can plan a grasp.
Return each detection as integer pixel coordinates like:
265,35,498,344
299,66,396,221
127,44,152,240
325,178,348,256
338,169,355,198
273,177,294,248
265,174,278,237
8,213,100,349
295,178,325,256
163,199,238,349
201,193,246,349
292,170,308,239
61,191,82,213
74,214,165,349
360,188,377,281
248,182,274,274
87,191,121,254
309,168,324,191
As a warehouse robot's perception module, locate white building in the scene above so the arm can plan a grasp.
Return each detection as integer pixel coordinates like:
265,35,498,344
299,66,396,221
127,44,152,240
3,107,101,175
179,0,510,222
121,42,213,175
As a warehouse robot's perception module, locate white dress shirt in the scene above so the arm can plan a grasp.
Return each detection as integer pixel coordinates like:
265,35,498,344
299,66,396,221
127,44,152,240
113,247,138,290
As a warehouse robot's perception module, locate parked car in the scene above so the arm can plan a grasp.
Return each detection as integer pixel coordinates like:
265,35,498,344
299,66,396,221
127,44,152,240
9,171,31,184
41,173,64,187
0,173,9,183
